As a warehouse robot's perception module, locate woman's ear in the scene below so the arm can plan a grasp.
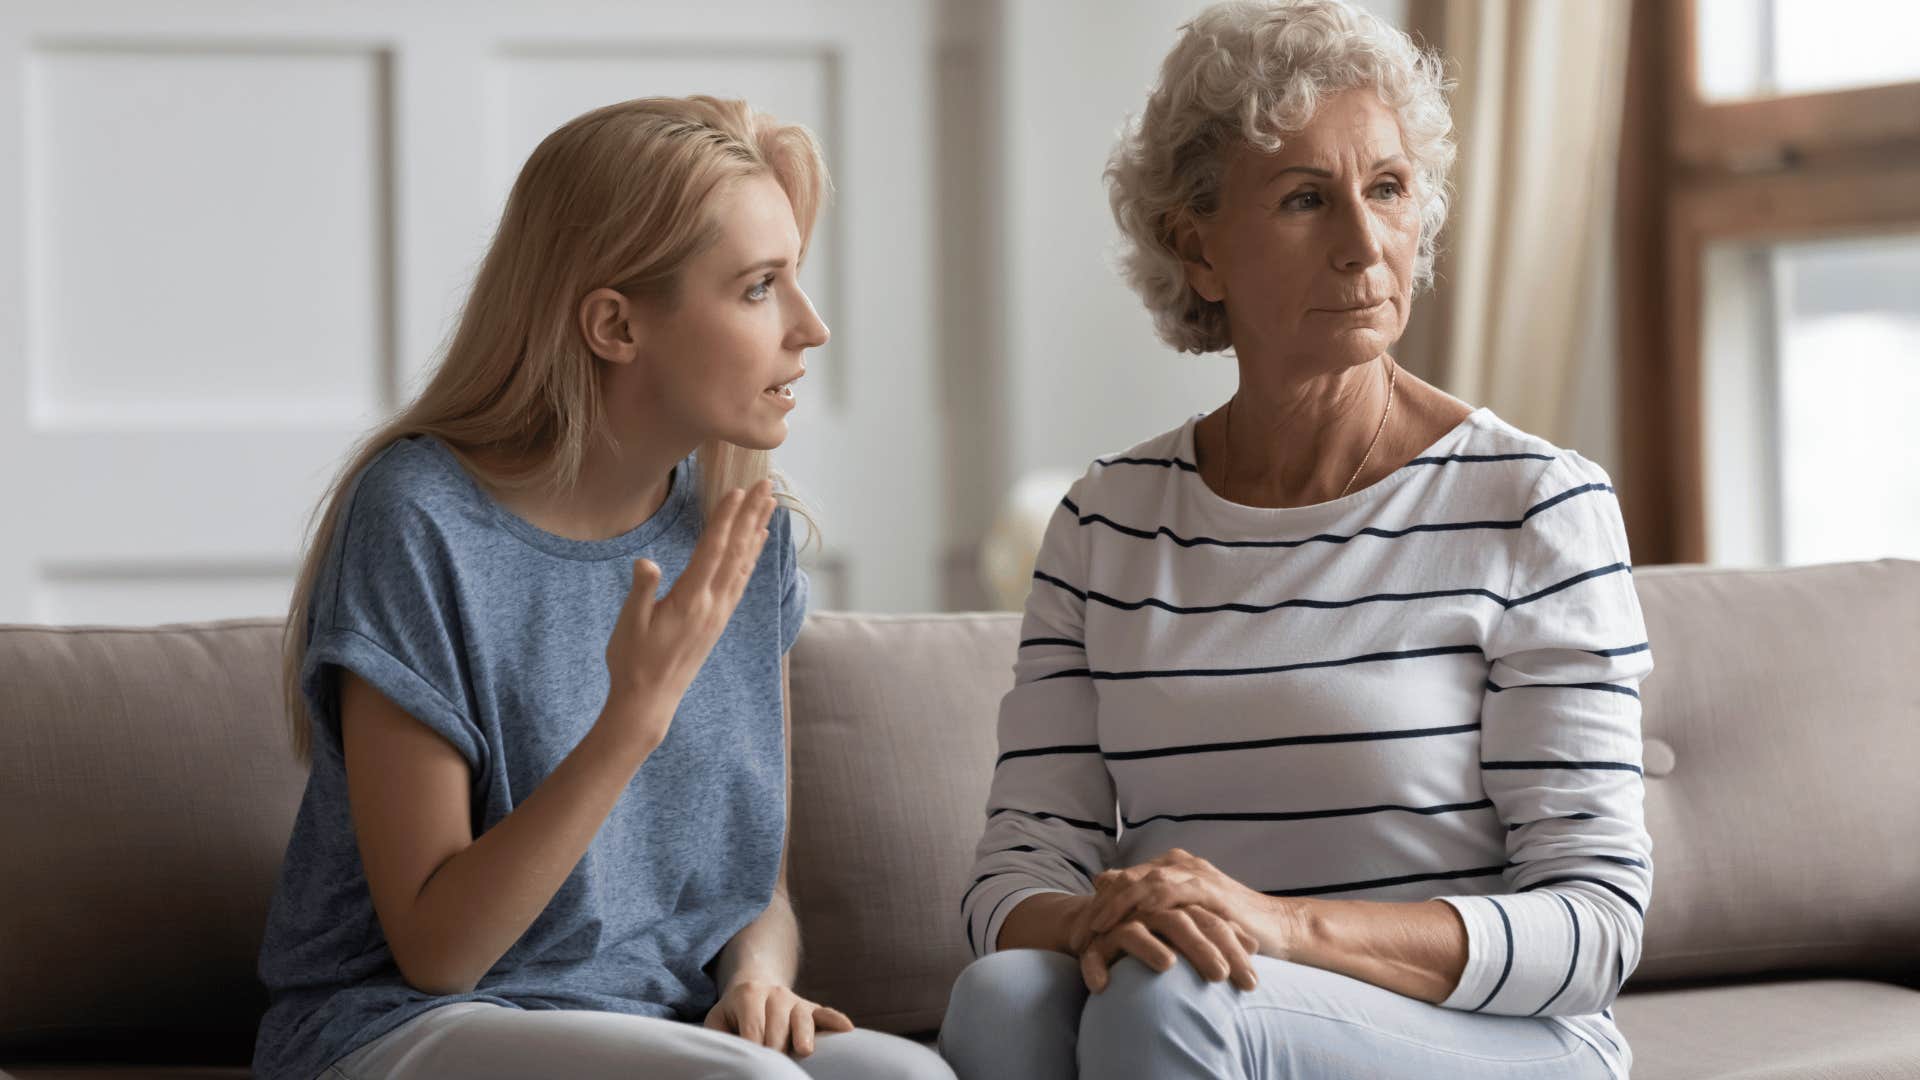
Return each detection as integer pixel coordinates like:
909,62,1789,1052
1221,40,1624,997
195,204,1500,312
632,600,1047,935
579,287,642,365
1173,215,1226,304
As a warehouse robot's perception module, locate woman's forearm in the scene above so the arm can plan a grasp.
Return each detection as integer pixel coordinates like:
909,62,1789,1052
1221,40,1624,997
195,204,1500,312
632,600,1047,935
995,891,1086,953
1272,896,1469,1004
715,889,800,990
389,707,660,995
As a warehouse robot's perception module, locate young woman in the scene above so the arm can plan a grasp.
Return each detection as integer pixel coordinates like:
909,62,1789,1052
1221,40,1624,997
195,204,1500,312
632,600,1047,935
253,96,952,1080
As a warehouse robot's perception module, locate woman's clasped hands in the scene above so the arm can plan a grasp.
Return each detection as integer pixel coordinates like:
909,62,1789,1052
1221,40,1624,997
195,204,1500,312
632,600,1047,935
1066,848,1303,995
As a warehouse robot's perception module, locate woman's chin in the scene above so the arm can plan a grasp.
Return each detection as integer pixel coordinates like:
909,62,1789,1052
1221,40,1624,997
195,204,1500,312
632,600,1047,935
728,420,789,452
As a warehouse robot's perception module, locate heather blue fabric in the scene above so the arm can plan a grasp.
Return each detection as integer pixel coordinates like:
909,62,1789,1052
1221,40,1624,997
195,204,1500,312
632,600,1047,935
253,435,807,1080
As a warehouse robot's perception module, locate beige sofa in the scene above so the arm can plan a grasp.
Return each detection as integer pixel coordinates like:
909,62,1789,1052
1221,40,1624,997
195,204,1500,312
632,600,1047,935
3,560,1917,1079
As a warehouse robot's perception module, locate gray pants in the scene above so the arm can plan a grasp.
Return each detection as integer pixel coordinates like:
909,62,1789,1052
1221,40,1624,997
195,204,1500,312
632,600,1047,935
323,1000,954,1080
938,949,1615,1080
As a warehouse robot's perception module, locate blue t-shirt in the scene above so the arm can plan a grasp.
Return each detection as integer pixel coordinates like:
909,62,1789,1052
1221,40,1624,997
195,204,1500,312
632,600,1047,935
252,435,807,1080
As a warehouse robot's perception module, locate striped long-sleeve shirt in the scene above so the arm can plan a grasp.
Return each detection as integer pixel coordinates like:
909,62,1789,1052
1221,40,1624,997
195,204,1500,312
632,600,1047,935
962,407,1653,1078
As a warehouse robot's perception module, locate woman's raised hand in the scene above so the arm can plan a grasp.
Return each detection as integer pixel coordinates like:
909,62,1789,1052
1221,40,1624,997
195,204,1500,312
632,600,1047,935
601,479,778,752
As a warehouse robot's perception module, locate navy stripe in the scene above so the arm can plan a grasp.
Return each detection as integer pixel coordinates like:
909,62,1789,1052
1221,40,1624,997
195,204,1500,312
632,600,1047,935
1505,563,1632,609
1019,636,1084,649
1262,864,1507,898
997,743,1102,765
1036,667,1093,682
1061,496,1080,515
1078,583,1509,617
1485,680,1640,699
1484,760,1643,775
959,849,1095,914
1105,722,1480,761
1087,643,1482,682
979,888,1024,955
1032,569,1087,601
959,848,1042,911
1528,887,1574,1014
1125,798,1494,829
1508,812,1599,832
1472,898,1516,1012
1096,450,1554,471
1410,452,1556,465
1094,454,1199,472
1513,853,1649,870
1520,875,1646,917
1530,893,1582,1016
1588,641,1651,657
1067,482,1611,551
987,806,1117,836
1031,564,1627,618
1522,482,1615,521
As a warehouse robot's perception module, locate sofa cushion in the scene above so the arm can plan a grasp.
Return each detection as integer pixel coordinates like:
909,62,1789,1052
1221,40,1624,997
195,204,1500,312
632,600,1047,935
1631,560,1920,984
1614,978,1920,1079
784,613,1013,1036
0,620,300,1063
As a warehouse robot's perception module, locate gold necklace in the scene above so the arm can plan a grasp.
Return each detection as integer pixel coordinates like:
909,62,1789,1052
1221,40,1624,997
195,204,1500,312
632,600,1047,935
1220,355,1397,503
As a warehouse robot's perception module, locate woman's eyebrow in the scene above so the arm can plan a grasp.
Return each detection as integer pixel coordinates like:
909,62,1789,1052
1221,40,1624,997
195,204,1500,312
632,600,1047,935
733,256,788,279
1263,156,1410,185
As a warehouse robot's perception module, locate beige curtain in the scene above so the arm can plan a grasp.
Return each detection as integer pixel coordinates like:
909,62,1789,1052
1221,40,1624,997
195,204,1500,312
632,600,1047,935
1401,0,1631,447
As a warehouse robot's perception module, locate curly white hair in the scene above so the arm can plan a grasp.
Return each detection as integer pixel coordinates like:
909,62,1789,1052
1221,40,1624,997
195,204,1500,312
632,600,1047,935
1106,0,1457,354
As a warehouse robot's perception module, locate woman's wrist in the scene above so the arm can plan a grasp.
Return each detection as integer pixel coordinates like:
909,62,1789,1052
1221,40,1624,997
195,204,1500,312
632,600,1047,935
1255,894,1313,961
994,890,1089,954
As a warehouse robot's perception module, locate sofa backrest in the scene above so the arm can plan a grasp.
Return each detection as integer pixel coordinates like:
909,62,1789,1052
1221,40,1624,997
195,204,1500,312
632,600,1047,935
0,621,303,1062
2,560,1916,1059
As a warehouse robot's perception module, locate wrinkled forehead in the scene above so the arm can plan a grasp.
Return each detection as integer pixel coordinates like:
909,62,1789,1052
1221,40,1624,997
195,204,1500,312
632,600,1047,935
1250,89,1408,172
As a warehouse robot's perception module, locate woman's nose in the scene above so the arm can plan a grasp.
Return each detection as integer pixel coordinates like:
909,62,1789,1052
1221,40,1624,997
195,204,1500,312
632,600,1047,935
790,290,830,349
1330,196,1385,271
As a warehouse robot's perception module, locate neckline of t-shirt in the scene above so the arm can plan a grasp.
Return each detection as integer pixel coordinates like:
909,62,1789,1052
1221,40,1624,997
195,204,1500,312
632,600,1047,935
1178,405,1493,521
415,435,692,561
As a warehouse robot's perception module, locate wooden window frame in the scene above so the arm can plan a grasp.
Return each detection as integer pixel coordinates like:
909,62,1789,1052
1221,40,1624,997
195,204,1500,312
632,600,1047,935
1616,0,1920,564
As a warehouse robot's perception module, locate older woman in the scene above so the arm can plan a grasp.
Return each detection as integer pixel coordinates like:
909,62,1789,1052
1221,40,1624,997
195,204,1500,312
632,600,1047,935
939,2,1648,1078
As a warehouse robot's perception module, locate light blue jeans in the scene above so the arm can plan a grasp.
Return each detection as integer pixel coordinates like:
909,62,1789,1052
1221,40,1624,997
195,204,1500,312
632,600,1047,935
323,1000,953,1080
938,949,1614,1080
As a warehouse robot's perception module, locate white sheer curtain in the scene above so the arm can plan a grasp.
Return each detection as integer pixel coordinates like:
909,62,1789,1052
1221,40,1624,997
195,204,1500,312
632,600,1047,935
1402,0,1631,452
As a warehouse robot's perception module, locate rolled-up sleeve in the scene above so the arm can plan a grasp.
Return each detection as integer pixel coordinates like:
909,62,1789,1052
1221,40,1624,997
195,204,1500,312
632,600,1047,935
961,477,1120,957
1439,452,1654,1017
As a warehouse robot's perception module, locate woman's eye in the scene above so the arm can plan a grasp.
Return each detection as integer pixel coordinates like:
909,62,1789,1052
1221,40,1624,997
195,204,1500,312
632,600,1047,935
1284,191,1322,210
747,274,775,301
1373,180,1405,199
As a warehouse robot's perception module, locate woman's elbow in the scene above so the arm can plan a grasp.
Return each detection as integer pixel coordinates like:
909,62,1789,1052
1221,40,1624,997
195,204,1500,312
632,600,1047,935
388,929,482,997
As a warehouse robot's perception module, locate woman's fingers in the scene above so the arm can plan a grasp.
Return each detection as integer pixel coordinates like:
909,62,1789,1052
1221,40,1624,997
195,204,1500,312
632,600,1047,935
762,993,791,1053
723,485,776,602
1146,908,1229,982
791,1004,817,1057
626,558,661,626
678,487,747,594
1081,919,1174,993
1080,939,1112,993
733,987,766,1045
815,1005,855,1033
1188,906,1260,991
1091,874,1200,934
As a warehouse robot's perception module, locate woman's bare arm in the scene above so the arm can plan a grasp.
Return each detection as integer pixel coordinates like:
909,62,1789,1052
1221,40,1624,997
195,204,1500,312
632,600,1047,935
342,672,657,995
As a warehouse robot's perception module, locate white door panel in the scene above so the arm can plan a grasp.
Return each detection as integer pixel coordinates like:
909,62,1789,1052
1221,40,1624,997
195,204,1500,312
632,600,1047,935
0,1,940,625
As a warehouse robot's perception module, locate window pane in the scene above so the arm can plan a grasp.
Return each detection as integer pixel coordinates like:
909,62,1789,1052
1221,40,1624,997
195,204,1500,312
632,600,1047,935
1702,231,1920,566
1697,0,1920,102
1775,233,1920,564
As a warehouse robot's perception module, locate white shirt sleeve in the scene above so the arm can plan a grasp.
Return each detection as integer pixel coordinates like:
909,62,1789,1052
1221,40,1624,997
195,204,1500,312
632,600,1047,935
961,476,1120,956
1440,452,1654,1016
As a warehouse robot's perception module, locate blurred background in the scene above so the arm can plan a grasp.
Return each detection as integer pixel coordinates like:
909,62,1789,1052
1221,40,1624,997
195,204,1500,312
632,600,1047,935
0,0,1915,625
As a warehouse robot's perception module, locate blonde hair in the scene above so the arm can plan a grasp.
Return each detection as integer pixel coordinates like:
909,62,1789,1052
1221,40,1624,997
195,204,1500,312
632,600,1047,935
1106,0,1456,354
281,95,828,763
